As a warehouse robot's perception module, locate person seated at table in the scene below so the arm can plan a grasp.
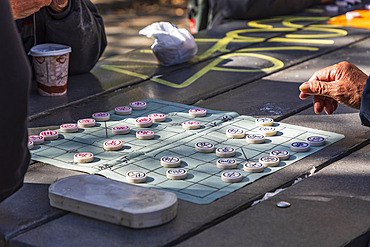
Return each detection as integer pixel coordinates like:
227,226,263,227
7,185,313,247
0,0,31,203
299,61,370,126
11,0,107,74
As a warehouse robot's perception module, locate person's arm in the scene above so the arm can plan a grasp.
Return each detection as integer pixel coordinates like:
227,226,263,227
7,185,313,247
299,61,368,114
0,0,31,203
36,0,107,74
10,0,51,20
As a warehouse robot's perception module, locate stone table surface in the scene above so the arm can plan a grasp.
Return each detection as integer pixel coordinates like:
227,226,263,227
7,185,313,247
3,2,370,247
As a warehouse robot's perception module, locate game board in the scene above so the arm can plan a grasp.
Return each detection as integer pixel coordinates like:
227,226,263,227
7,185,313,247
30,99,344,204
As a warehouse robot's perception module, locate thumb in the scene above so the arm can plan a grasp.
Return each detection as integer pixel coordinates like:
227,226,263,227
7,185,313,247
299,82,312,94
299,80,332,97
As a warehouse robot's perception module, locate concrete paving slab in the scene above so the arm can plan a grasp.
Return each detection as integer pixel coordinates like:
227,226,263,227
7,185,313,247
17,105,370,246
9,119,368,247
0,183,64,246
28,72,105,117
1,125,83,246
24,163,84,185
176,143,370,247
0,162,82,246
194,77,307,117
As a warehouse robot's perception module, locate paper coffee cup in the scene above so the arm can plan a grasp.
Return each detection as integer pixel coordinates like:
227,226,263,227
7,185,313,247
29,44,72,96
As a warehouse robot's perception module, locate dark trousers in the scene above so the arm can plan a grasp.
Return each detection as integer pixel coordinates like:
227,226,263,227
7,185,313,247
0,0,31,203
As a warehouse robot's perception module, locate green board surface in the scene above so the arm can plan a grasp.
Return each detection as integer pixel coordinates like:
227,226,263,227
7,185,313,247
30,99,344,204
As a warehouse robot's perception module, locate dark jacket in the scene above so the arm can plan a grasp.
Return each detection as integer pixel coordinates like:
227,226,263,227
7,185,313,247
16,0,107,74
0,0,31,203
360,76,370,127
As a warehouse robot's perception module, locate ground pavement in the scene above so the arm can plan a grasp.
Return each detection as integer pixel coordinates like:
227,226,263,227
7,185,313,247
2,1,370,247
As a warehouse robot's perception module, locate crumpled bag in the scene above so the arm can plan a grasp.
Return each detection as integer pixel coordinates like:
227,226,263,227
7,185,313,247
139,22,198,66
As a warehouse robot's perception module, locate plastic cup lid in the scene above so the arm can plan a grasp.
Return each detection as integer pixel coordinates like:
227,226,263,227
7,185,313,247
29,43,72,57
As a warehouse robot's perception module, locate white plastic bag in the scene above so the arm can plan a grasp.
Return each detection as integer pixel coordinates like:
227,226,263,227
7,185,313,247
139,22,198,66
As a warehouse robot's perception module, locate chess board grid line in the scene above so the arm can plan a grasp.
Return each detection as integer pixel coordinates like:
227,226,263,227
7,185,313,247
142,165,226,193
106,164,244,200
109,153,233,194
51,126,321,174
93,141,342,204
30,99,345,204
113,113,239,162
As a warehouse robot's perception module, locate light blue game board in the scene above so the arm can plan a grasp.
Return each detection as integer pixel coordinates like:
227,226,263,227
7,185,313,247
30,99,344,204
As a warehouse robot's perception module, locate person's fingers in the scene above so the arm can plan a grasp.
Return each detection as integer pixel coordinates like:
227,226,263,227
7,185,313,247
333,100,338,112
300,62,368,112
300,79,335,103
299,92,310,100
299,80,332,96
323,98,335,115
313,95,325,114
307,80,334,97
300,89,336,114
314,101,324,114
299,82,315,100
299,82,312,94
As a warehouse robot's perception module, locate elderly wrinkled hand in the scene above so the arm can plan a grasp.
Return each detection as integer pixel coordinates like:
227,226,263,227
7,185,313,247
10,0,68,20
299,61,368,115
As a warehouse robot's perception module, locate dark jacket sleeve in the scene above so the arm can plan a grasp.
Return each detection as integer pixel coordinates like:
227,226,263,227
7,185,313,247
35,0,107,74
360,76,370,127
0,0,31,203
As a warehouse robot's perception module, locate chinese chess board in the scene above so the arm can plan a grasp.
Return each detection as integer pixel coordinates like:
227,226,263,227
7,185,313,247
30,99,344,204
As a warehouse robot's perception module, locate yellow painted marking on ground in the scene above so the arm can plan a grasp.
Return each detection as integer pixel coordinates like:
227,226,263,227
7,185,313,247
195,17,336,60
101,64,211,88
227,28,296,36
281,17,329,28
212,53,284,72
197,27,297,60
101,65,184,88
101,52,287,88
100,16,348,89
140,50,153,53
248,18,285,29
269,37,334,44
153,53,285,87
238,46,319,52
197,36,235,60
286,26,347,38
194,38,226,42
100,65,149,79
